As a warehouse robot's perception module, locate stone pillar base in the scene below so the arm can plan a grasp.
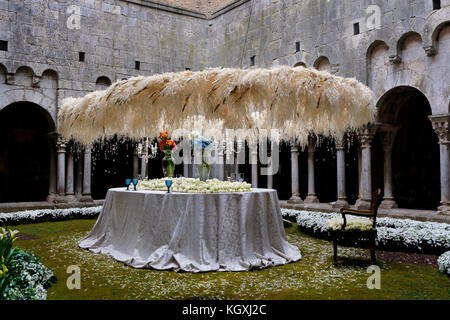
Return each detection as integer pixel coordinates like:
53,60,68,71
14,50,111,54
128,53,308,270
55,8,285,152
46,193,57,203
65,194,78,203
80,195,94,203
54,195,68,203
288,195,303,204
355,198,371,210
380,198,398,209
304,195,319,203
438,204,450,216
333,198,349,208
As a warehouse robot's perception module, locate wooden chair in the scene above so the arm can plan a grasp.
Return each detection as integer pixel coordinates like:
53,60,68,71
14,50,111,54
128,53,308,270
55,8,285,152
332,189,382,264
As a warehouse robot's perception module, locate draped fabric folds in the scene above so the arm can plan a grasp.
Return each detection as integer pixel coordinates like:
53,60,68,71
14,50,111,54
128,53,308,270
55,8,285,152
79,188,302,272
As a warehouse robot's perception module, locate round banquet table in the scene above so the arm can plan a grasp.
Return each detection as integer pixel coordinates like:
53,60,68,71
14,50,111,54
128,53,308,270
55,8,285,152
79,188,302,272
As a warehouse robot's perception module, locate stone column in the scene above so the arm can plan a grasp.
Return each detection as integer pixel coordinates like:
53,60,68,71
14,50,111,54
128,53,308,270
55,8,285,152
250,144,258,188
430,115,450,216
133,147,139,179
379,125,399,209
80,147,93,202
65,148,76,202
75,157,83,199
288,143,302,203
305,136,319,203
46,133,57,202
355,125,376,210
333,136,349,208
55,136,68,203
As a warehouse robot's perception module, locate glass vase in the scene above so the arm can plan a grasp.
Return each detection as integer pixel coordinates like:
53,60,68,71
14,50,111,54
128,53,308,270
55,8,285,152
196,163,211,182
162,152,175,178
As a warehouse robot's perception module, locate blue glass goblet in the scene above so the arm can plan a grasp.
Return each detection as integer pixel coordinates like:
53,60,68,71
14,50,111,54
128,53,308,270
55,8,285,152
132,179,138,191
165,179,173,193
125,179,131,191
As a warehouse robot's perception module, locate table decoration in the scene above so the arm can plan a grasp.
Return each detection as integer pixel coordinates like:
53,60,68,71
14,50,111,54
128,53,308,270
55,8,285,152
158,131,177,178
165,179,173,193
138,178,252,193
125,179,131,191
59,67,376,148
192,134,214,181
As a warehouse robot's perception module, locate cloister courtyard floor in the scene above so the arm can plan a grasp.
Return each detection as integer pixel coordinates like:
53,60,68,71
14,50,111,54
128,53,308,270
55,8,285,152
14,219,450,300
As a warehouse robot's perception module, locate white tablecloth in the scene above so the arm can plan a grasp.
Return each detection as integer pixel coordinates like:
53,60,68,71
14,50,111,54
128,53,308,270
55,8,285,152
79,188,301,272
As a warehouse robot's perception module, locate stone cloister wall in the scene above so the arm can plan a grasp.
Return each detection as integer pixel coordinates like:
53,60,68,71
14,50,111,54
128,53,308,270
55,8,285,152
0,0,449,120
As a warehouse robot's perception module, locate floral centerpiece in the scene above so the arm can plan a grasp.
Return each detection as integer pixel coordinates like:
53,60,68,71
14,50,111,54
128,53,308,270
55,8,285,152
158,131,177,177
138,178,251,193
191,132,214,181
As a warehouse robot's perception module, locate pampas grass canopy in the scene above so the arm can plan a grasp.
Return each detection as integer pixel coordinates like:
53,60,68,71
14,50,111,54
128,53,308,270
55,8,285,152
58,66,376,146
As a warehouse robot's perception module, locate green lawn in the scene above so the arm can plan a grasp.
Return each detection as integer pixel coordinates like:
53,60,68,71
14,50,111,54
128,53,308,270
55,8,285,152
13,219,450,300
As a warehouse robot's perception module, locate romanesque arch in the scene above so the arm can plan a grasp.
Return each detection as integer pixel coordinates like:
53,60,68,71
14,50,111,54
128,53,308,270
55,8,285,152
294,62,306,68
313,56,331,72
0,102,56,202
376,86,440,210
96,76,112,90
0,88,56,120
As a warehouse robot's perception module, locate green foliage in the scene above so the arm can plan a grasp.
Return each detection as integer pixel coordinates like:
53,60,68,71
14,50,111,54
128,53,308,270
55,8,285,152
0,227,55,300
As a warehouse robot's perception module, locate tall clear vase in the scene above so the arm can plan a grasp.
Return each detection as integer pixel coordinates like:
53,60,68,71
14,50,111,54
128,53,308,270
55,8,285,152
196,163,211,181
162,152,175,178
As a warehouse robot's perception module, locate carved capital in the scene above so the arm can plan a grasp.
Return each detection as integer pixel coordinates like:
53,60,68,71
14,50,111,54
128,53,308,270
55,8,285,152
290,142,299,153
379,124,399,151
334,136,346,150
389,54,402,64
32,75,41,88
6,73,14,85
423,45,436,56
429,114,450,144
56,135,67,152
357,125,377,148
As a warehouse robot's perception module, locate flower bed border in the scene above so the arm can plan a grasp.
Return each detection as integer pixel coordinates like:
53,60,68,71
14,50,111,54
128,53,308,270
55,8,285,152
282,209,450,255
0,207,102,226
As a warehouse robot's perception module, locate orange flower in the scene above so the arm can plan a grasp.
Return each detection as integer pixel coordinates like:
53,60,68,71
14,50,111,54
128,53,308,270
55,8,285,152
159,131,169,140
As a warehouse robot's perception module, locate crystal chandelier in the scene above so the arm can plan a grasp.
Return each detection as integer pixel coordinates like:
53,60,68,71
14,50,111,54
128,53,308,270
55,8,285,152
137,137,158,163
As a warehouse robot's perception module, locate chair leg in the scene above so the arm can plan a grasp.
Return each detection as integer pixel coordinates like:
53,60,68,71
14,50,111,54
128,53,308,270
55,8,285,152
333,239,338,264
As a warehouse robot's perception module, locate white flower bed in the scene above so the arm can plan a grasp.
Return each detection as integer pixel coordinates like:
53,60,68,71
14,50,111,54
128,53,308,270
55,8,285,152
437,251,450,275
138,178,252,193
281,209,450,254
0,206,102,225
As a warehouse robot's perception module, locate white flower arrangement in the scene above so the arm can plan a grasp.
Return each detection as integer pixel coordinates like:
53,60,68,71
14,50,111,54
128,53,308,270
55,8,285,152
281,209,450,254
437,251,450,275
0,206,102,225
138,178,252,194
326,217,373,232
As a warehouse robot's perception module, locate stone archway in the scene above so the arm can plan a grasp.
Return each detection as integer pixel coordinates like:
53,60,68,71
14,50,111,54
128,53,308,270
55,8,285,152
0,102,55,202
376,86,440,210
